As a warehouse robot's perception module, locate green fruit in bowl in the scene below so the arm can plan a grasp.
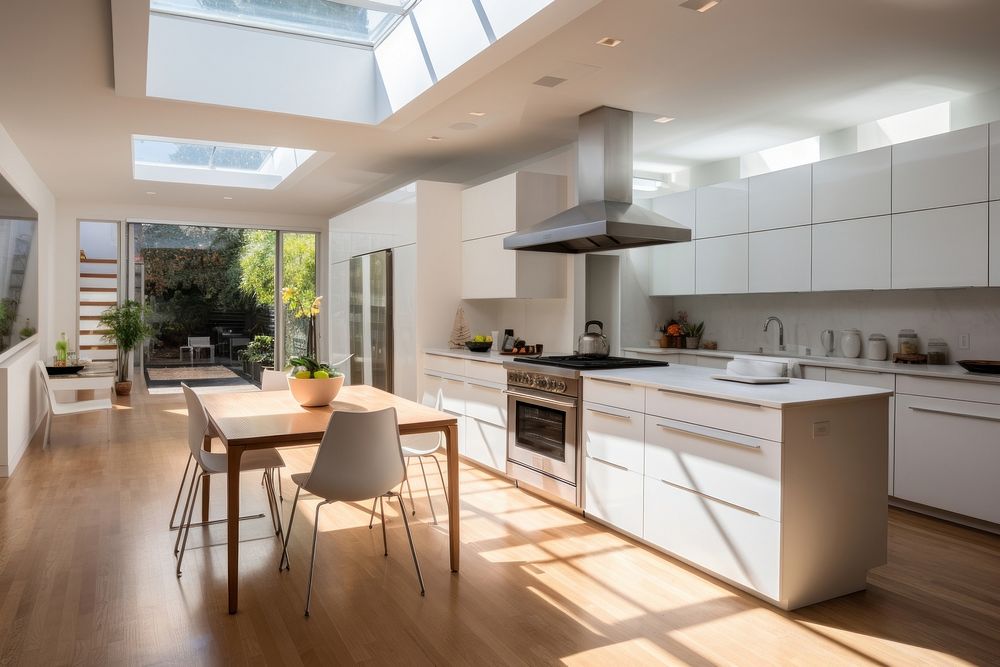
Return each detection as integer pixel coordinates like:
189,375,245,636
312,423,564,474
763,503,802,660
295,370,312,379
473,335,485,343
313,370,330,379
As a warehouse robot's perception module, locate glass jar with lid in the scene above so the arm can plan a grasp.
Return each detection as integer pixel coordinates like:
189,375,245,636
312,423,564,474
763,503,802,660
927,338,949,365
897,329,919,356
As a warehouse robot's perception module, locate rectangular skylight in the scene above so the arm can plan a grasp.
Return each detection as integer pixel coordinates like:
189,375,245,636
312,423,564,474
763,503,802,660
132,136,315,190
150,0,416,45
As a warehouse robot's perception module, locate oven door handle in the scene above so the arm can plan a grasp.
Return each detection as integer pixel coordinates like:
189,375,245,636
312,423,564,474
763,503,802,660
503,390,577,409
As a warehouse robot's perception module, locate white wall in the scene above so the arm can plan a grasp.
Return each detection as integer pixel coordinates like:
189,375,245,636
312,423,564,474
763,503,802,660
0,121,55,476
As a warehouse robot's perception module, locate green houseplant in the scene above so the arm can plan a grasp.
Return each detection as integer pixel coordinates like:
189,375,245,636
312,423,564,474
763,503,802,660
99,300,153,395
238,335,274,382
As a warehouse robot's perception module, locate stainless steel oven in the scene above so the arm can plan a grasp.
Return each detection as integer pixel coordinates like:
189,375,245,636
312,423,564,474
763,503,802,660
505,369,579,506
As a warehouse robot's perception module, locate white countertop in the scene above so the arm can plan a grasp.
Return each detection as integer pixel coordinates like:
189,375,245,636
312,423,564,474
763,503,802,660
582,364,892,409
623,347,1000,385
424,347,506,364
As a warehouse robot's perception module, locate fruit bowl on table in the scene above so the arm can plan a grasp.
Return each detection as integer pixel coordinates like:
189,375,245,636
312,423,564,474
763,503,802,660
287,373,345,406
465,341,492,352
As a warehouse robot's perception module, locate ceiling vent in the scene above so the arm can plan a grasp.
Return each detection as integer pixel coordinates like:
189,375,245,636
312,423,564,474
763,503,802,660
533,76,568,88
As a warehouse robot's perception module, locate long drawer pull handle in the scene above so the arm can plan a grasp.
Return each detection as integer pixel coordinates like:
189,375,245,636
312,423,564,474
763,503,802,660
588,455,629,472
656,388,763,408
467,381,501,391
590,378,633,387
588,408,632,421
909,405,1000,423
658,479,760,516
503,390,577,409
656,421,761,450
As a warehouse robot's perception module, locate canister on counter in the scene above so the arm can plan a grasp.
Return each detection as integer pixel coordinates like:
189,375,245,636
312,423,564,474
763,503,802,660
927,338,949,365
898,329,920,355
867,333,888,360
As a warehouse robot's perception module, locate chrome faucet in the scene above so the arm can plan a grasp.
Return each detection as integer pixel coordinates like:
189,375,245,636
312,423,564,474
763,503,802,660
763,316,785,352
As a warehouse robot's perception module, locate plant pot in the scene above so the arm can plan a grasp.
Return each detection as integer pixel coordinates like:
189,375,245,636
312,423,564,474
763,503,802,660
250,361,262,382
115,380,132,396
287,375,345,407
658,334,668,348
685,336,701,350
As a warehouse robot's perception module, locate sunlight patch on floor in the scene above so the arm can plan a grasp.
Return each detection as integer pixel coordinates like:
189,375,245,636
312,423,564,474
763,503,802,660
560,637,685,666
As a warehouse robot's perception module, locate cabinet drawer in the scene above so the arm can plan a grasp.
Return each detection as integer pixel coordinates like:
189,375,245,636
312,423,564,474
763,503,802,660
583,376,645,412
825,368,895,390
465,359,505,384
695,356,731,370
582,403,644,473
424,353,466,376
465,417,507,473
585,457,643,537
895,394,1000,523
424,372,464,415
645,388,782,442
643,476,780,601
675,354,699,366
464,380,506,427
645,416,781,520
896,374,1000,403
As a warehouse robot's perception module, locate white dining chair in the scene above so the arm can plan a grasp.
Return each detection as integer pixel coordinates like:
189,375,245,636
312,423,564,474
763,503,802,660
279,407,424,616
179,336,214,363
174,383,286,577
261,369,289,391
368,434,448,526
35,360,112,448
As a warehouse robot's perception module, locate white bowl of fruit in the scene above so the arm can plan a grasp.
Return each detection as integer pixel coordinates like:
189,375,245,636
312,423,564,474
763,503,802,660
287,356,345,407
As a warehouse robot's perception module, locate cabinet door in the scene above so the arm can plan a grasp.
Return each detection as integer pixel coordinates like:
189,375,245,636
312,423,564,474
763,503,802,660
582,402,644,473
892,125,989,213
648,242,695,295
991,202,1000,287
991,121,1000,201
749,164,812,231
812,216,891,291
695,355,730,369
895,394,1000,523
461,234,515,298
650,189,696,235
696,179,748,238
461,174,516,240
465,416,507,472
422,373,466,453
749,226,811,293
696,235,748,294
584,456,643,537
891,204,988,288
812,147,891,223
825,369,895,495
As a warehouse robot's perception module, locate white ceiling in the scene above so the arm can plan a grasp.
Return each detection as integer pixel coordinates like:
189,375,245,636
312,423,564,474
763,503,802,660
1,0,1000,219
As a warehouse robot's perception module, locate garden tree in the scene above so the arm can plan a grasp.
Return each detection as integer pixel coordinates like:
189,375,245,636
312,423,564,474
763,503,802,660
238,231,316,310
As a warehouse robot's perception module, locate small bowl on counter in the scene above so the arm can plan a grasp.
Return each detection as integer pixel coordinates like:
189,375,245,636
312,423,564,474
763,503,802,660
464,341,493,352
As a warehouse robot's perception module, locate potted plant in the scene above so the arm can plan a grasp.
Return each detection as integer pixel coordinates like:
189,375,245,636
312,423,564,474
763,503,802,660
99,300,153,395
19,319,36,341
683,320,705,349
239,335,274,383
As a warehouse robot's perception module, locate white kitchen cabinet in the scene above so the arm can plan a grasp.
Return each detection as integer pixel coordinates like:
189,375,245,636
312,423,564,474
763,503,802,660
894,393,1000,524
583,402,644,473
650,189,696,234
461,171,566,240
749,226,811,293
422,372,466,453
825,368,896,495
800,366,825,381
696,235,748,294
811,216,891,291
991,202,1000,287
584,456,643,537
648,242,695,295
465,416,507,472
695,355,730,369
892,124,989,213
584,376,645,412
749,164,812,232
461,233,566,299
891,203,988,288
812,147,891,223
696,179,748,238
991,121,1000,201
676,354,699,366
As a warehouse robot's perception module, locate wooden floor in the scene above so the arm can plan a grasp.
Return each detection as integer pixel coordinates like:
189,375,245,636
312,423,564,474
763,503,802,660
1,386,999,666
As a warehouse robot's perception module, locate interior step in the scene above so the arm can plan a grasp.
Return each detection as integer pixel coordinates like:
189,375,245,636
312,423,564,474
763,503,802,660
79,272,118,279
80,344,117,350
80,258,117,264
79,301,116,307
80,287,117,293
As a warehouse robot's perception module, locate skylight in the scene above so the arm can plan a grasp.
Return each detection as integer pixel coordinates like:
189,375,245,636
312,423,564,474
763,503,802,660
132,136,316,190
151,0,417,46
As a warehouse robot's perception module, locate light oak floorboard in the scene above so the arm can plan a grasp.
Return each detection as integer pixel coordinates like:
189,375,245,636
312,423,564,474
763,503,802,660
1,384,998,666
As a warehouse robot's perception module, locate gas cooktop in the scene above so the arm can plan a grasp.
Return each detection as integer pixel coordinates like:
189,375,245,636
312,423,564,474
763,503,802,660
512,355,670,370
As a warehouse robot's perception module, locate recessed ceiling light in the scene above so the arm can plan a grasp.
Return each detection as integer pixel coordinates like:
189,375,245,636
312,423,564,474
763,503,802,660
679,0,720,12
653,116,675,124
596,37,622,47
468,111,487,117
427,136,443,142
145,191,156,195
223,196,233,200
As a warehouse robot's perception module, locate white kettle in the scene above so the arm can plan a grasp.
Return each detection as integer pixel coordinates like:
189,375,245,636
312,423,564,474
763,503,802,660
840,329,862,358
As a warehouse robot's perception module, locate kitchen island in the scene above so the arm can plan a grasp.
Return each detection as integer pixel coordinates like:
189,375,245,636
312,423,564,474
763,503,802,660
579,364,892,610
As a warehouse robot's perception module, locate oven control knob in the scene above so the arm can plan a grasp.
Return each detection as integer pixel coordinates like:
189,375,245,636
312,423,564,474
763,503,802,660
535,378,549,390
554,381,566,393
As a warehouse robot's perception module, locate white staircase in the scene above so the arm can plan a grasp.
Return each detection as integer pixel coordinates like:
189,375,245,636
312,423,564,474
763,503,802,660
79,258,118,361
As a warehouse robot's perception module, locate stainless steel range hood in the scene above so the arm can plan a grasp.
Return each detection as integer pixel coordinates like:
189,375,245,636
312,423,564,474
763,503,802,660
504,106,692,254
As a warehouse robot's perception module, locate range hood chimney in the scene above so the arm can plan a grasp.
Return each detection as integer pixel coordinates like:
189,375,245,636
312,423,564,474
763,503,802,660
503,106,692,254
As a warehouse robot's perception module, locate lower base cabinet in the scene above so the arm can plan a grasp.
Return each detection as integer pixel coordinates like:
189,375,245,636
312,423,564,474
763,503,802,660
465,416,507,472
643,477,781,601
584,456,643,537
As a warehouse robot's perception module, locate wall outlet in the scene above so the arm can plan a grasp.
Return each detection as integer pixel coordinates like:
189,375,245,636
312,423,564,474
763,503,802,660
812,420,831,438
959,333,971,350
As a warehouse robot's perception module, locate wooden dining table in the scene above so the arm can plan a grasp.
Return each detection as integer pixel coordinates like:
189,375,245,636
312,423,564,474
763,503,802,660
199,385,460,614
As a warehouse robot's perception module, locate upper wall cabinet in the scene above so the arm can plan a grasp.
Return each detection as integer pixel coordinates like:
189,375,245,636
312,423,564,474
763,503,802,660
461,171,567,241
650,189,696,235
991,202,1000,287
990,121,1000,201
892,125,989,213
812,147,891,223
748,164,811,232
696,179,748,238
812,216,891,291
696,235,748,295
648,190,696,296
891,203,988,289
749,226,811,293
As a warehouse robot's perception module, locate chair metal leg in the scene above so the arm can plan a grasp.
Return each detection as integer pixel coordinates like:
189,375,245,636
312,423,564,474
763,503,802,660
279,486,301,571
379,495,388,557
176,472,204,577
169,453,194,530
263,468,282,537
277,470,283,501
174,463,201,556
405,476,416,516
43,411,52,449
416,456,438,525
432,454,449,507
368,496,378,529
304,501,328,617
392,493,425,596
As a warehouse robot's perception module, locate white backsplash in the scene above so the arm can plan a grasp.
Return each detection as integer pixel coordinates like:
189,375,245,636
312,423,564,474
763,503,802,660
673,289,1000,359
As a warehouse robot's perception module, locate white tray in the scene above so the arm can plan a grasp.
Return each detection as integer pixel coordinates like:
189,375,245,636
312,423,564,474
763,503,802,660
711,374,790,385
